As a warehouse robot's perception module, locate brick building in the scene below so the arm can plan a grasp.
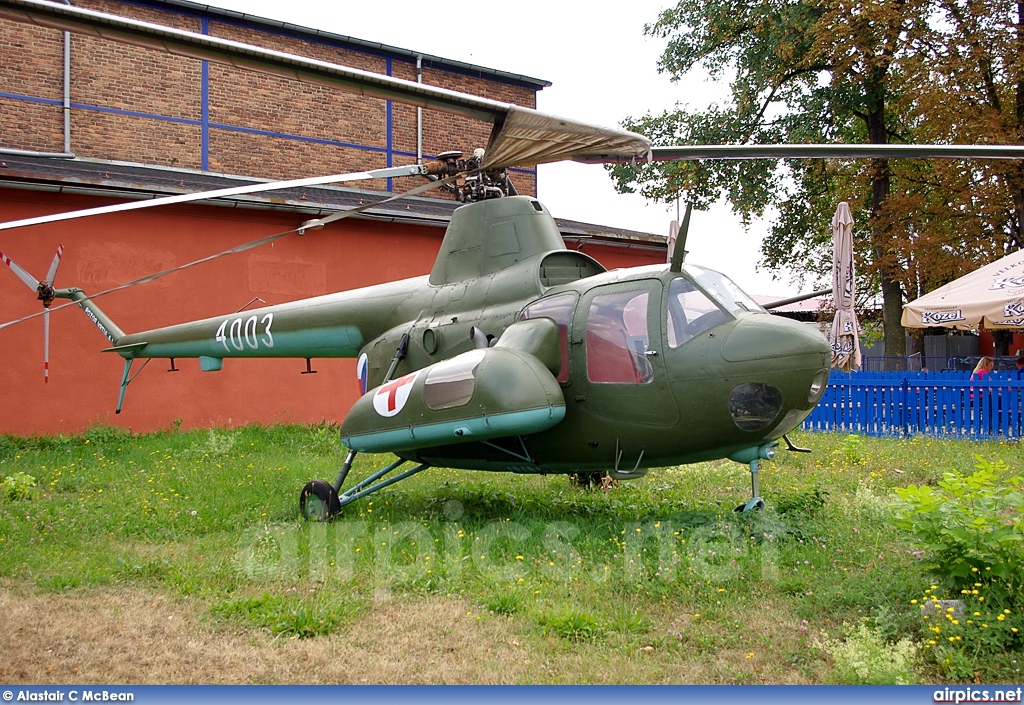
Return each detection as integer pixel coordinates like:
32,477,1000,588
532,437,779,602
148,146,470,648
0,0,665,436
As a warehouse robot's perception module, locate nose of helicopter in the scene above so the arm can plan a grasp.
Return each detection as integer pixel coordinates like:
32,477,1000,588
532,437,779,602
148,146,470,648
721,312,831,364
718,313,831,437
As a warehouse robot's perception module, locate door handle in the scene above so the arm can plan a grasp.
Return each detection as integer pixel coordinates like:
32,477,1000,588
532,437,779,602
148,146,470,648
644,350,659,357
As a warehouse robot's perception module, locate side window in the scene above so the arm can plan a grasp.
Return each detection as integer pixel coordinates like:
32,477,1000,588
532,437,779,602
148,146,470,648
667,277,728,348
520,293,575,383
586,289,653,384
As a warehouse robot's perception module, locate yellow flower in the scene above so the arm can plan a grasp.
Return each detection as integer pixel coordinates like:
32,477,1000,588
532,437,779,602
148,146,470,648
1004,609,1012,614
911,599,918,605
952,619,959,625
997,614,1005,622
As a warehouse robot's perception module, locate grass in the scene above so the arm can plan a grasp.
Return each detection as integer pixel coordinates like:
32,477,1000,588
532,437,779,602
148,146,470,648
0,425,1021,684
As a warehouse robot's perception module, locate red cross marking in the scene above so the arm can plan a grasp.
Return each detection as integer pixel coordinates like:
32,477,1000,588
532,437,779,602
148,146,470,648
377,373,416,412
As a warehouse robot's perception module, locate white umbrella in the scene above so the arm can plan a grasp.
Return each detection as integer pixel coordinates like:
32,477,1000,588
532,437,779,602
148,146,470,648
902,248,1024,329
829,202,861,371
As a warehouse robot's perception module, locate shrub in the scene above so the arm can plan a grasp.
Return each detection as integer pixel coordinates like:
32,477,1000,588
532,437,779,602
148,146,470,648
2,472,38,501
915,585,1023,680
893,457,1023,606
833,434,866,466
815,620,919,684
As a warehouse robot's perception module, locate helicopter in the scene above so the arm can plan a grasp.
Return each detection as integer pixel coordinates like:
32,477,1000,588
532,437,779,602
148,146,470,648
3,0,1024,520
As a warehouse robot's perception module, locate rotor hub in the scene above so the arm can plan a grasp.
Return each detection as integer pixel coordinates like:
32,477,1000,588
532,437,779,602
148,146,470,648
424,148,516,202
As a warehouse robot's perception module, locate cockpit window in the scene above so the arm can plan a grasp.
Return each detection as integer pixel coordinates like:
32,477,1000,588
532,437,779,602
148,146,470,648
520,293,575,383
684,265,765,314
586,289,653,384
667,277,728,348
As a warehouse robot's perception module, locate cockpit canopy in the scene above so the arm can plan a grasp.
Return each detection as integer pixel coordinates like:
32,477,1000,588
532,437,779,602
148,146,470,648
667,265,765,347
520,264,765,385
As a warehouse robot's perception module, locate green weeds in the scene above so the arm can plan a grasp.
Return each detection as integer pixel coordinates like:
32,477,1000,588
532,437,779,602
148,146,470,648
0,426,1021,682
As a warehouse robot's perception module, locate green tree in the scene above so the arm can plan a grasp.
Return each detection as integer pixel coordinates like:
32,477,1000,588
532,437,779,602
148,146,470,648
897,0,1024,264
611,0,933,366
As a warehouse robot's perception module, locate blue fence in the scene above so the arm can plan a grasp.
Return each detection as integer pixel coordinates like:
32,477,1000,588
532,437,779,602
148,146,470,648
802,370,1024,438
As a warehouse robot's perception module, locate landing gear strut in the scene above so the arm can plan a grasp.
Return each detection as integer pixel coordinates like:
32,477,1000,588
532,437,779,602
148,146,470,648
299,449,431,521
729,443,776,513
737,459,766,513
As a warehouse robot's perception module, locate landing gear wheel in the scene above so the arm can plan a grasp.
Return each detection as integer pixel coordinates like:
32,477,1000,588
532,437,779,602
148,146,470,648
734,497,766,513
300,479,340,521
570,472,606,489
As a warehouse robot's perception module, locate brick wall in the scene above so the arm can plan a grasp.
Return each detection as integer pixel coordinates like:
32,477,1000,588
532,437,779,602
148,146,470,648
0,0,540,194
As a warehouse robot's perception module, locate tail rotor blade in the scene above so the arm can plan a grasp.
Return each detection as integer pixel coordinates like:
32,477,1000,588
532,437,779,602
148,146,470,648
0,248,41,291
45,243,64,285
43,306,50,384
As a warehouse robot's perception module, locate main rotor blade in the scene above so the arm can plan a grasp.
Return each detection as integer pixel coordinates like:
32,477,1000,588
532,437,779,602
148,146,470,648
0,248,41,290
0,170,463,335
0,165,427,232
643,144,1024,161
0,0,651,169
44,243,63,285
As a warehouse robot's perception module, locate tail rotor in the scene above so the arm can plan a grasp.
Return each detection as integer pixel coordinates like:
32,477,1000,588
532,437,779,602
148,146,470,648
1,244,64,382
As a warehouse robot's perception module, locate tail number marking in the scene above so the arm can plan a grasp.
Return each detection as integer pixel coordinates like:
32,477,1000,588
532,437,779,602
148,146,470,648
215,313,274,352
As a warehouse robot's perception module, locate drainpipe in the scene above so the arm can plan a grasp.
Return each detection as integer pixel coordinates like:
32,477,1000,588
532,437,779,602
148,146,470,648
2,3,77,160
0,148,75,159
6,0,78,159
63,26,71,153
60,0,73,155
416,55,422,165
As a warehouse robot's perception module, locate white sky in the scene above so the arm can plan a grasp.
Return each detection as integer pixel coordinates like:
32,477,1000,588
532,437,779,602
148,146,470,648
201,0,803,297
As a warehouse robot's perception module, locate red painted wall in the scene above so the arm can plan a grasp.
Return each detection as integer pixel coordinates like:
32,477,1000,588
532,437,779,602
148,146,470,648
1,189,664,436
978,330,1024,357
0,187,444,436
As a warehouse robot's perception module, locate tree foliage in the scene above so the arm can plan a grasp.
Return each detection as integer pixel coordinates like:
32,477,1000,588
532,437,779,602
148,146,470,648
614,0,1024,360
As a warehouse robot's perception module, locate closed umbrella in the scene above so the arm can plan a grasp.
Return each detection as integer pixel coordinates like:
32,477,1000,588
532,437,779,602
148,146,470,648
829,202,861,371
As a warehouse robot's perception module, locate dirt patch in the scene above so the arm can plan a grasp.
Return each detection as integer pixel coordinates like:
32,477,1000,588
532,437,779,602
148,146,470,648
0,586,528,684
0,586,815,684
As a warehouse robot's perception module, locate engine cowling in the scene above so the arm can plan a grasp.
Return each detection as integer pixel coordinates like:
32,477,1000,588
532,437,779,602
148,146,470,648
341,344,565,453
